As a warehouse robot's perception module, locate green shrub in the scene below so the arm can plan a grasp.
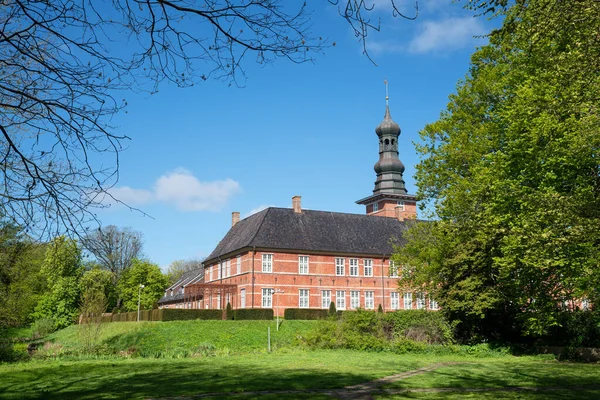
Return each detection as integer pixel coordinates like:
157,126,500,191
284,308,329,320
234,309,273,320
225,303,234,320
328,301,336,316
385,310,454,344
377,304,384,313
31,318,56,338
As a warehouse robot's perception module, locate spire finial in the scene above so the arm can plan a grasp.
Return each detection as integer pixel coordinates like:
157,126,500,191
384,79,389,105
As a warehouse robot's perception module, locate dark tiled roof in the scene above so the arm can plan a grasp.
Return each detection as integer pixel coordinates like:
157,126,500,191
158,267,204,304
204,208,415,264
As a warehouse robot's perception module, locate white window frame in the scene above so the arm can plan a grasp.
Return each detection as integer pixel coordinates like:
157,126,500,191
335,258,345,276
217,262,222,279
403,292,413,310
299,289,309,308
321,290,332,309
237,256,241,275
262,254,273,273
217,294,221,309
350,291,360,309
373,202,379,212
298,256,309,275
429,295,438,310
389,260,398,278
364,259,373,277
397,200,405,211
417,292,426,310
262,288,273,308
225,259,231,278
365,291,374,310
349,258,359,276
240,288,246,308
336,290,346,310
391,292,399,310
209,266,213,282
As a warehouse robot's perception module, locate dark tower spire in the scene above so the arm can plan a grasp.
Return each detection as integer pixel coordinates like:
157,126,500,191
356,82,417,220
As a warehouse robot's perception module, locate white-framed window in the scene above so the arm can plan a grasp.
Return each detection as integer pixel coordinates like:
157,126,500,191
225,259,231,278
299,256,309,274
417,293,426,309
397,200,405,211
209,266,213,282
349,258,359,276
226,293,231,306
217,294,221,308
262,288,273,308
391,292,399,310
429,295,438,310
403,292,413,310
299,289,309,308
335,258,345,276
389,260,398,278
217,262,222,279
364,259,373,277
365,291,374,309
373,202,379,212
321,290,332,309
262,254,273,273
240,288,246,308
237,255,241,275
336,290,346,310
350,291,360,309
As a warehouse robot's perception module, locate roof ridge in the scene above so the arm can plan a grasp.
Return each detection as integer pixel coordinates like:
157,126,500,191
248,207,271,248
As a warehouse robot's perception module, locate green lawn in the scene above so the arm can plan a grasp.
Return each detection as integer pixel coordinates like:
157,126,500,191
1,350,598,399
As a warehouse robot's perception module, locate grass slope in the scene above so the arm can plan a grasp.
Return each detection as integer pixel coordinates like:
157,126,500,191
45,320,322,357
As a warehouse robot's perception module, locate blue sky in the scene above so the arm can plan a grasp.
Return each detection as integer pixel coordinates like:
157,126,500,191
96,1,495,269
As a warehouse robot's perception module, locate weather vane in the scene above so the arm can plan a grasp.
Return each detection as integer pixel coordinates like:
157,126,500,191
384,79,389,105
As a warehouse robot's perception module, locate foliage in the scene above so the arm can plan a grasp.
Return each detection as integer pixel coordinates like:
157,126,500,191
284,308,329,320
328,301,337,316
394,0,600,340
117,259,169,312
225,302,234,320
31,318,57,339
33,237,83,329
82,226,143,283
153,309,222,322
166,259,203,285
80,268,117,311
79,283,109,352
234,309,274,320
305,310,454,351
0,223,47,327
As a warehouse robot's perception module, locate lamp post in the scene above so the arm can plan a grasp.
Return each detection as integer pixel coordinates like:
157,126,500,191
272,289,284,331
137,284,145,322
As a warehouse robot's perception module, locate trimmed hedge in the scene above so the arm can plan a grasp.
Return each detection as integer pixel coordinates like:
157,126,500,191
234,308,274,320
285,308,329,320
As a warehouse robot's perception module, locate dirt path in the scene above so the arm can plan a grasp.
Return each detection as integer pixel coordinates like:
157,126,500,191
153,362,600,399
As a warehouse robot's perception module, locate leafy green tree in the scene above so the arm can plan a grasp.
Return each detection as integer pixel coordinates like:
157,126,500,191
80,268,117,312
33,237,84,329
118,259,169,311
166,258,203,285
395,0,600,340
0,223,47,327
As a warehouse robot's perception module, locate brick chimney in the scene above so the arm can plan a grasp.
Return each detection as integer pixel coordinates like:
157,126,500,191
292,195,302,214
232,211,240,227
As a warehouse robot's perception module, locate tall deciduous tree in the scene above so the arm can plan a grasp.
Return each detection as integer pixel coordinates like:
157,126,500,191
118,259,169,311
167,258,203,284
82,225,143,282
0,1,416,236
33,236,84,329
394,0,600,340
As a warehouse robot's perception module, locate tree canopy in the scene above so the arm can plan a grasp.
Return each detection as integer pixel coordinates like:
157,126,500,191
118,259,169,311
394,0,600,340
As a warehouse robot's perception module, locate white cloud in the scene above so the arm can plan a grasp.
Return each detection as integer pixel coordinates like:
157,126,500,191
105,168,241,212
407,16,486,54
154,169,241,211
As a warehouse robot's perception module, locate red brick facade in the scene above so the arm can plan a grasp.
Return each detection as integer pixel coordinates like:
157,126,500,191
200,250,437,316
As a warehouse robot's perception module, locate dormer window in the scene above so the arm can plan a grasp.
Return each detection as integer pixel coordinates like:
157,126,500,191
181,286,185,295
372,202,379,212
397,200,405,211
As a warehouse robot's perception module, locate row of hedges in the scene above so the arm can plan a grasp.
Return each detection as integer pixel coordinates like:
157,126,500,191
284,308,329,320
81,308,274,323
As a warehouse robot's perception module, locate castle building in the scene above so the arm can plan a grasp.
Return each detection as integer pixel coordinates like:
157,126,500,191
158,96,437,315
